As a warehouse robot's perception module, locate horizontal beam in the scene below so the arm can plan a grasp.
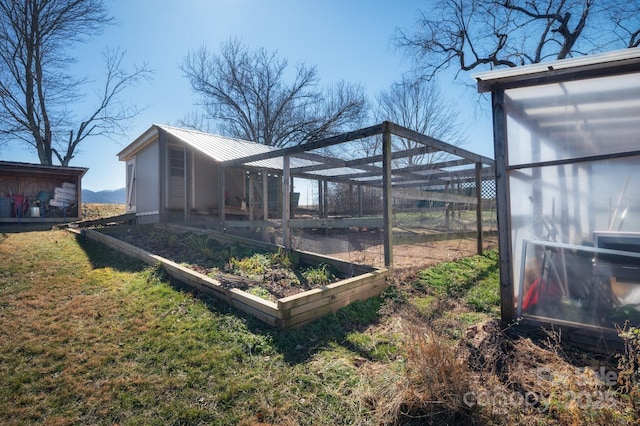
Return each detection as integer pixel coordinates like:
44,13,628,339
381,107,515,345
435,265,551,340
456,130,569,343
388,122,495,166
392,187,478,204
221,123,385,168
289,217,384,229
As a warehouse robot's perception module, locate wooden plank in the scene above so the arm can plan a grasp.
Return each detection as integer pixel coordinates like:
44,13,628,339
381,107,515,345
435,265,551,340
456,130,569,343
278,271,386,311
283,273,387,318
282,280,388,329
297,251,377,276
282,155,291,248
65,212,136,228
288,217,383,230
229,290,281,326
230,298,279,327
230,289,279,315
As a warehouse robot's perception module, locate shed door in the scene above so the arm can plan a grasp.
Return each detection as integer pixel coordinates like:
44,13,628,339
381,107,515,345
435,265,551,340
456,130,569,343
168,147,186,209
126,159,136,212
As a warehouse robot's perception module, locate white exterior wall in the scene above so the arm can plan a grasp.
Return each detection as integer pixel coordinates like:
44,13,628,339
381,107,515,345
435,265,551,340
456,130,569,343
135,140,160,217
192,151,218,211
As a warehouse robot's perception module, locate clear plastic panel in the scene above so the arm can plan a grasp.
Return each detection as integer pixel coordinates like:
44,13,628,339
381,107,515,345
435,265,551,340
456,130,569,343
518,239,640,328
505,72,640,165
508,157,640,307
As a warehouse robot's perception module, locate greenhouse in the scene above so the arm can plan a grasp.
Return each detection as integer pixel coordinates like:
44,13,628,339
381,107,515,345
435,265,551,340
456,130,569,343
476,48,640,342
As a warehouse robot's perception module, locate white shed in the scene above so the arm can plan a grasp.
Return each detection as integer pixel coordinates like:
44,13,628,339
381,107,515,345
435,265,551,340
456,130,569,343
117,124,287,224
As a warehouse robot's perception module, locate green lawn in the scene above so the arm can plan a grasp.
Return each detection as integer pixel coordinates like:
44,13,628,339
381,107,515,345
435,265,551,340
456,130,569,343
0,228,636,425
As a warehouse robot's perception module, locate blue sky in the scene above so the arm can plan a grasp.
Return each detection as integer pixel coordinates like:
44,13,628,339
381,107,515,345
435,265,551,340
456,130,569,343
2,0,493,191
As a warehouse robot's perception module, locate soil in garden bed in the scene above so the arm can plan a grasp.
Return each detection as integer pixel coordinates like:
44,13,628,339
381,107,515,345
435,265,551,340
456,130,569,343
99,224,342,300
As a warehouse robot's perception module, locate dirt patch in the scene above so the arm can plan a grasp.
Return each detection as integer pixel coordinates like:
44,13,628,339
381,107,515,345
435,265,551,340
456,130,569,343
100,225,341,300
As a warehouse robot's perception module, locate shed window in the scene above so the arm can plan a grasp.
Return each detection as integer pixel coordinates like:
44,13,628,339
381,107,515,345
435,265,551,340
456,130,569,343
169,148,185,177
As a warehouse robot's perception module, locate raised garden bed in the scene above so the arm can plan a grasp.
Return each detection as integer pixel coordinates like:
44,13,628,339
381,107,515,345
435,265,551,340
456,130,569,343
76,223,388,329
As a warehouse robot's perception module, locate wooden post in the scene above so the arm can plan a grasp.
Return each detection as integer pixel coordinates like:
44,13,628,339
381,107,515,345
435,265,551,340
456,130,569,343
249,172,255,221
475,162,483,255
282,155,291,248
323,180,328,218
445,181,451,229
262,169,268,240
492,90,515,324
290,175,295,219
218,165,225,231
382,122,393,267
317,179,323,217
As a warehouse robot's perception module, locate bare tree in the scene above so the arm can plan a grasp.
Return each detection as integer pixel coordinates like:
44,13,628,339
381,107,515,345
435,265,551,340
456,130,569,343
376,75,465,166
396,0,640,80
181,38,369,147
0,0,152,166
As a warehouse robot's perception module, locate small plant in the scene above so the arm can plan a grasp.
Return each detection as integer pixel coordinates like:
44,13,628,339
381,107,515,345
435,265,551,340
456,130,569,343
302,263,335,286
271,247,300,269
246,286,275,302
229,253,271,277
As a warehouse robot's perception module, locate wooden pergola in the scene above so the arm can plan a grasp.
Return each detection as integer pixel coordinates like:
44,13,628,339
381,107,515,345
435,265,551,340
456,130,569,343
216,121,495,268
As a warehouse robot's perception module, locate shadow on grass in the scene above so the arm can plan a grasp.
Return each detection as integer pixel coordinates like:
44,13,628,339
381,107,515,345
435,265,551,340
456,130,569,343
264,296,384,364
74,232,149,273
0,223,59,234
156,267,386,365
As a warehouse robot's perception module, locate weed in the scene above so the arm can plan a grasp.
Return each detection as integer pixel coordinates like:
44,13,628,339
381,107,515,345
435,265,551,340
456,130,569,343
229,253,271,277
271,247,300,269
302,263,335,286
246,286,275,302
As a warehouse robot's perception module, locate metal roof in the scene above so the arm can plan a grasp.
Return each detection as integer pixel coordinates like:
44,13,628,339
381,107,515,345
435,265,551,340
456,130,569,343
119,124,315,170
474,48,640,93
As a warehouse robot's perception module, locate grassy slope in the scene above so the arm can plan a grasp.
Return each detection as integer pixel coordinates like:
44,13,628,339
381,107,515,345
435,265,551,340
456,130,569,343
0,227,636,425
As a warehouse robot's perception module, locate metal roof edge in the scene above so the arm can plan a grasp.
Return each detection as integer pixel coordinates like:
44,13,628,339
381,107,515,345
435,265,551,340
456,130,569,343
474,48,640,92
0,160,89,177
116,124,161,161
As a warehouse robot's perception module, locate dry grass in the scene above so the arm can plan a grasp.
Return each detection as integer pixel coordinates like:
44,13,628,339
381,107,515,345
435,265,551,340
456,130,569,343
81,203,126,220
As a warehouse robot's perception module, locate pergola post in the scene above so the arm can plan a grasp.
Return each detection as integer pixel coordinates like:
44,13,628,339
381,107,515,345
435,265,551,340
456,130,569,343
492,90,515,324
382,123,393,267
249,171,255,221
218,165,226,232
475,162,483,255
317,180,323,217
282,155,291,248
323,180,328,218
262,169,268,240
